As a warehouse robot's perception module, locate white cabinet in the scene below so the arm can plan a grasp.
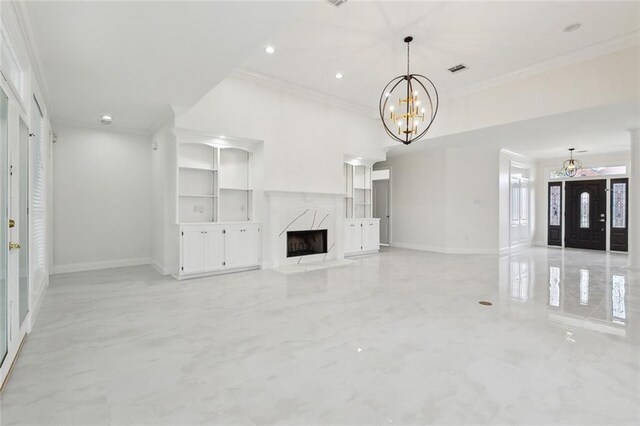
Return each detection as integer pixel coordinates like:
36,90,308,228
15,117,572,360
242,224,262,266
343,218,380,256
179,223,261,279
223,227,243,269
203,228,225,271
181,228,205,274
362,220,380,251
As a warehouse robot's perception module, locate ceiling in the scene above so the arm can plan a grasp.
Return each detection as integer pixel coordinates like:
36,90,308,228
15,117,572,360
242,1,640,109
26,1,308,131
26,1,640,138
386,101,640,159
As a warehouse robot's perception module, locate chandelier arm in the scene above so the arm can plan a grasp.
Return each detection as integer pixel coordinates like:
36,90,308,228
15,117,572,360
413,74,440,121
412,76,435,120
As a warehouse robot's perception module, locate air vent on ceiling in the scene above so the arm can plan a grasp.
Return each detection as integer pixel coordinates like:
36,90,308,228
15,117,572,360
327,0,348,6
448,64,467,73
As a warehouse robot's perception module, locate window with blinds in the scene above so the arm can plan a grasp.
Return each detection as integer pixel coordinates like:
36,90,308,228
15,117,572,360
32,96,46,274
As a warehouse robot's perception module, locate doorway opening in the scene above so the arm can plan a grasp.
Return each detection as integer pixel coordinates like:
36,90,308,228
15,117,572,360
372,168,390,246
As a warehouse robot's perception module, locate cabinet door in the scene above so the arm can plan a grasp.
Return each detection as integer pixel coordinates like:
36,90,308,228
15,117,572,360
203,228,225,271
362,221,380,251
223,227,244,268
241,225,261,266
344,222,361,253
181,229,204,274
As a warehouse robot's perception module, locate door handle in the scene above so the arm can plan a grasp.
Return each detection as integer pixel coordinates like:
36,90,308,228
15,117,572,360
9,242,21,250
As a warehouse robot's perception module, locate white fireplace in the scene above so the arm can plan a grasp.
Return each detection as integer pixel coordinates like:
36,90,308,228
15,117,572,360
264,191,344,269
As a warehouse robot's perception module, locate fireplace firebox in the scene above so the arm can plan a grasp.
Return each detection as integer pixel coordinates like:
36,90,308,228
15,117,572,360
287,230,328,258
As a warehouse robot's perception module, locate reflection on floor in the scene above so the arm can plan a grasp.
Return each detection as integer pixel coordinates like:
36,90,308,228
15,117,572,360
1,247,638,425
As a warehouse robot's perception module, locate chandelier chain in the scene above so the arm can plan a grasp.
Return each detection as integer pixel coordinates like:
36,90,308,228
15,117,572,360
406,40,410,76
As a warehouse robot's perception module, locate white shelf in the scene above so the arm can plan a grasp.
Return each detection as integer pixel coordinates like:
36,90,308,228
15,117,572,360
179,143,253,223
345,163,372,219
179,166,217,172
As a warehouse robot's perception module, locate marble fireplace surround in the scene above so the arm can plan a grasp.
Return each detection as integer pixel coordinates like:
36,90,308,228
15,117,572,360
264,191,344,269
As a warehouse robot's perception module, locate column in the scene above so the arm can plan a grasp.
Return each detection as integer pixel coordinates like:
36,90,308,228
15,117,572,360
629,128,640,268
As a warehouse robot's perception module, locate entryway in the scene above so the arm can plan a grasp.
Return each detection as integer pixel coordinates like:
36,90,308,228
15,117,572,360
547,177,629,251
372,168,390,245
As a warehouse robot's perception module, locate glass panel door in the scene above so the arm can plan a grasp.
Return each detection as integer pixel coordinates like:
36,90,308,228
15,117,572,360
0,88,8,365
18,118,28,325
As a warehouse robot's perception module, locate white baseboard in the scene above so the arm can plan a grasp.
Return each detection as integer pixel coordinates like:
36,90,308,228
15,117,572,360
391,242,498,255
52,257,152,274
28,273,49,330
149,259,172,275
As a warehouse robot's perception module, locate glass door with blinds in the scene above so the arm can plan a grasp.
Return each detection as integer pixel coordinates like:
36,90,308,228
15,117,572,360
18,118,29,326
0,84,8,367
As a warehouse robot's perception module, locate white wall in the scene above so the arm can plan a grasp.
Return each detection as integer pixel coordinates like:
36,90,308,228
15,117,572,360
533,151,631,246
377,145,500,254
52,125,152,273
176,75,387,195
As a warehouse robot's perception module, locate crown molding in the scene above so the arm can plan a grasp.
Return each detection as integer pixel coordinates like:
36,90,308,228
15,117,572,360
231,67,376,118
441,31,640,101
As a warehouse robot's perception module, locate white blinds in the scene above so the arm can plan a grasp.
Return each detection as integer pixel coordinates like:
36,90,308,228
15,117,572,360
32,96,46,274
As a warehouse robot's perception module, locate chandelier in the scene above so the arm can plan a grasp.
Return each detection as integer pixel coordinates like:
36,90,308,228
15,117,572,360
379,36,439,145
562,148,583,177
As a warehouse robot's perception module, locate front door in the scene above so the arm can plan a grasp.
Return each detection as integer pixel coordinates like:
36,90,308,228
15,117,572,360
565,180,606,250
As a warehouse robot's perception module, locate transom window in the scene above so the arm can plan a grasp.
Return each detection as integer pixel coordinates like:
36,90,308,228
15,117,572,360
549,165,627,179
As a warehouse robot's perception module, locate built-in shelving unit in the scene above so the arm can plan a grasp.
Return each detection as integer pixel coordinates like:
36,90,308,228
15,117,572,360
344,163,372,218
178,143,252,223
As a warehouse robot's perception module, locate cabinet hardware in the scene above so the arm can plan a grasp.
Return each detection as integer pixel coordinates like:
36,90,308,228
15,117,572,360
223,230,226,234
9,242,21,250
181,231,184,236
181,266,184,271
9,219,15,228
223,261,226,266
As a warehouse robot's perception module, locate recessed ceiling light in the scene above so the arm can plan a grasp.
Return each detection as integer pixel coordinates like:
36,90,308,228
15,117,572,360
564,23,581,32
335,72,343,79
100,115,112,125
265,46,275,54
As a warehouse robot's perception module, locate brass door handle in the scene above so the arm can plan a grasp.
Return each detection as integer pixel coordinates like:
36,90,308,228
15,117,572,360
9,242,21,250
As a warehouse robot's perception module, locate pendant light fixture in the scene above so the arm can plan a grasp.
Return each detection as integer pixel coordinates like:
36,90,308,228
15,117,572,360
379,36,439,145
562,148,583,177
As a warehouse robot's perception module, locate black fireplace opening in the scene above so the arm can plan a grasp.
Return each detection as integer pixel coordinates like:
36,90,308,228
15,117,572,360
287,229,328,258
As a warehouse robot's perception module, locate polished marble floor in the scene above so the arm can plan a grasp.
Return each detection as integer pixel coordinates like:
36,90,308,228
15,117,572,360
0,247,638,425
